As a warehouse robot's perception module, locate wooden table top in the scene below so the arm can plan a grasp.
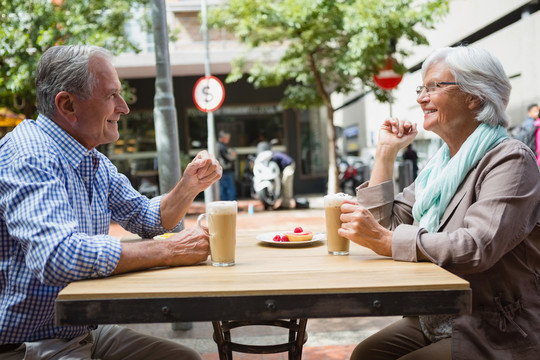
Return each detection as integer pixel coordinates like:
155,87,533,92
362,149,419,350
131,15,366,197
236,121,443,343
55,230,471,325
58,230,469,299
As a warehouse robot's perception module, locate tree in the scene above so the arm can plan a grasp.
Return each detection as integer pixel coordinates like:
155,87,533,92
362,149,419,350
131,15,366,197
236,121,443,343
0,0,149,118
208,0,449,193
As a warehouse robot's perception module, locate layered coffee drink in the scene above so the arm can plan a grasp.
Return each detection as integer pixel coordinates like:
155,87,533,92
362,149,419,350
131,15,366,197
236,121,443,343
200,201,237,266
324,193,354,255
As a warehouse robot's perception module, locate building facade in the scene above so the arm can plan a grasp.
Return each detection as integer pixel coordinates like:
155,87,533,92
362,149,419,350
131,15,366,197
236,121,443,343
112,0,540,197
336,0,540,170
111,0,328,198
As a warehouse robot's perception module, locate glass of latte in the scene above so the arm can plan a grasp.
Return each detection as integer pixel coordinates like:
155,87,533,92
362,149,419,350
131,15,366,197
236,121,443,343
197,201,237,266
324,193,354,255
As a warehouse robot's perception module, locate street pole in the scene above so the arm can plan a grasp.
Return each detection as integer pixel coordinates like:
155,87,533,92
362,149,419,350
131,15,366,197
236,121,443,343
389,90,393,117
152,0,192,331
151,0,182,199
201,0,220,204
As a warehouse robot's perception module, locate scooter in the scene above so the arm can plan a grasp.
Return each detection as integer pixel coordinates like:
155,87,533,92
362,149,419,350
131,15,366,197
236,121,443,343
252,150,281,209
338,156,368,196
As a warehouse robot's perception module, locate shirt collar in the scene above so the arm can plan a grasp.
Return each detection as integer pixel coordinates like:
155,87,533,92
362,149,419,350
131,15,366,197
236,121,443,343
36,114,97,168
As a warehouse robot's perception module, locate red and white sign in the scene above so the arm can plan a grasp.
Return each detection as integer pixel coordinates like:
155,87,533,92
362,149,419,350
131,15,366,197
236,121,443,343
193,75,225,112
373,58,403,90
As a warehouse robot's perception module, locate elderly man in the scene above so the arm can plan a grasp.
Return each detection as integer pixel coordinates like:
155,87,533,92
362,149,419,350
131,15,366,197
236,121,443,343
0,45,222,359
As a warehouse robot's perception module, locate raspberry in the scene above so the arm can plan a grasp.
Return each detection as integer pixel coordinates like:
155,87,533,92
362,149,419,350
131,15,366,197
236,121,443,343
281,235,289,242
273,235,281,242
294,227,303,233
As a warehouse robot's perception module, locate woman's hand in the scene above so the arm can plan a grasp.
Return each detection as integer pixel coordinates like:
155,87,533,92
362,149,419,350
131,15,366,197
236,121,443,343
368,118,418,187
338,201,393,257
378,117,418,152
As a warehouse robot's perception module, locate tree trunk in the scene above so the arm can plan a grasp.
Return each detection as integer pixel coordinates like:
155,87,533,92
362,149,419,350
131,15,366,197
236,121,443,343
306,53,340,194
325,105,339,194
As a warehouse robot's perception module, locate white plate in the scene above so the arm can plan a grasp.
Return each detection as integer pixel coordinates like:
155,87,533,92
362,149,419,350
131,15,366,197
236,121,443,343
256,231,326,247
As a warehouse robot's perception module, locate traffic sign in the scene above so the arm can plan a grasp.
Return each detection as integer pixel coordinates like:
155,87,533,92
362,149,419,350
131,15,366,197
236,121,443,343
373,57,403,90
193,76,225,112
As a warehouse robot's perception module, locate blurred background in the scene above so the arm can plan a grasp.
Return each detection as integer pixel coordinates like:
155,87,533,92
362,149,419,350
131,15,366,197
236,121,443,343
1,0,539,198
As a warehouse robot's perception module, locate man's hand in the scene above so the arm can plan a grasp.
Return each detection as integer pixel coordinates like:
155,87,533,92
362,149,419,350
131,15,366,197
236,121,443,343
112,227,210,275
163,227,210,266
160,151,222,230
182,150,222,195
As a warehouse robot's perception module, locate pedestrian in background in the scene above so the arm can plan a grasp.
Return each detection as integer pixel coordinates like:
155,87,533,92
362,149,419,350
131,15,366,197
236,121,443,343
342,46,540,360
272,151,296,209
217,130,237,200
510,103,539,154
535,114,540,166
403,143,419,178
0,45,221,359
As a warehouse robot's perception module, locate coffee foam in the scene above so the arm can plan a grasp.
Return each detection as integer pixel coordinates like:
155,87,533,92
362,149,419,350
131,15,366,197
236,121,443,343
207,201,237,214
324,193,354,207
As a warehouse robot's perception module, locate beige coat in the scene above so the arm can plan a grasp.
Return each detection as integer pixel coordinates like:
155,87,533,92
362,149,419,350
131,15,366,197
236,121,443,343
357,138,540,359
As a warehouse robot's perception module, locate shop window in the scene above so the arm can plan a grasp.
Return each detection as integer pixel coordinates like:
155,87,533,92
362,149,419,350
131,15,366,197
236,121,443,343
187,105,287,198
299,108,326,177
186,105,285,153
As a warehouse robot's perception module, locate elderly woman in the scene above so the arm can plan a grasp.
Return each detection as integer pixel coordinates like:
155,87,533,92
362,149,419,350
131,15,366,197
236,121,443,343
342,46,540,360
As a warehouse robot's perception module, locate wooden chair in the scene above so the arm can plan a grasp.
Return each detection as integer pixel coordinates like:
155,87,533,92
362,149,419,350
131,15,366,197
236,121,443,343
212,319,308,360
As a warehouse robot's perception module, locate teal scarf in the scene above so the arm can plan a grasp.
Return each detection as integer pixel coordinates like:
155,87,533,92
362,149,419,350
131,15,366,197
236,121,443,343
412,123,508,232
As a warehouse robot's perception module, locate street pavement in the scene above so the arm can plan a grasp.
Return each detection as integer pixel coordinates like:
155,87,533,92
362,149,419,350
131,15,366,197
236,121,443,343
109,195,399,359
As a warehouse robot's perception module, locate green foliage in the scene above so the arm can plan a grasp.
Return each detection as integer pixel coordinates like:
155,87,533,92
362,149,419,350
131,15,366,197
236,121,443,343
0,0,150,117
209,0,449,107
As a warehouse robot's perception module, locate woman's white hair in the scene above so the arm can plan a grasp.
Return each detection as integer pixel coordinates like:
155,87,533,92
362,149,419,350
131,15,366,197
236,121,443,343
36,45,113,119
421,46,511,127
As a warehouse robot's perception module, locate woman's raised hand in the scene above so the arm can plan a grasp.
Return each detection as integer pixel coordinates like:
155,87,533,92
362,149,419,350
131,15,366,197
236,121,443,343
378,117,418,152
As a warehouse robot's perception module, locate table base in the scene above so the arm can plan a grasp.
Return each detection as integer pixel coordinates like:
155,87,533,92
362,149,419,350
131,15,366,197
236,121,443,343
212,319,308,360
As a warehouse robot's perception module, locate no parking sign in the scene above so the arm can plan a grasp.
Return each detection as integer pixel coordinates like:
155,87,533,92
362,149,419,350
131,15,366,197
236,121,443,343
372,57,403,90
193,75,225,112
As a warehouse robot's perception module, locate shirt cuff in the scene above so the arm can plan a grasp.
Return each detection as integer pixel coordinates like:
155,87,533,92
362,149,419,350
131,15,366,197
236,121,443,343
94,235,122,277
392,224,420,262
356,180,395,223
356,180,394,206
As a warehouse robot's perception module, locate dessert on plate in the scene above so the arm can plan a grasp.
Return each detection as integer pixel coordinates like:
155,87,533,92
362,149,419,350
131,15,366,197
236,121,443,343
273,227,314,242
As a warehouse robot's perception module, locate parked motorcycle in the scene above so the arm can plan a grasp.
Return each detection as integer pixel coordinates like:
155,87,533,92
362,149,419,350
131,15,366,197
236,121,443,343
252,150,281,209
338,156,368,196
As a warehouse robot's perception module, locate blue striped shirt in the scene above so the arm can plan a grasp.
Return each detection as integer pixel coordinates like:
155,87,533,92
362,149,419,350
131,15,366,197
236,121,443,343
0,115,171,344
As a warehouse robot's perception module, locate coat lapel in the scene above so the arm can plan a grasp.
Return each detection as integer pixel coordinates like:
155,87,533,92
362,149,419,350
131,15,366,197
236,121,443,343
437,167,477,230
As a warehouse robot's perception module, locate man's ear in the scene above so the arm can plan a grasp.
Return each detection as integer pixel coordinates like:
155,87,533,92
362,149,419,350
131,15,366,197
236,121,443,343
55,91,77,122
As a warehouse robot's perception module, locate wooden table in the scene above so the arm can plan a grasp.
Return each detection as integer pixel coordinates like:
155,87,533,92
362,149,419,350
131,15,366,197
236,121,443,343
55,230,471,357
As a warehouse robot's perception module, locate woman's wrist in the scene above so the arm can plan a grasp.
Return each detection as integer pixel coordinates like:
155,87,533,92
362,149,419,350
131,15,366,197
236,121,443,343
375,143,400,161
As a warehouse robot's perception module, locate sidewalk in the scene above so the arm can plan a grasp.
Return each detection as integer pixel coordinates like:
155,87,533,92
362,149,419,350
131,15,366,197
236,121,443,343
109,195,328,238
185,194,326,216
109,196,399,359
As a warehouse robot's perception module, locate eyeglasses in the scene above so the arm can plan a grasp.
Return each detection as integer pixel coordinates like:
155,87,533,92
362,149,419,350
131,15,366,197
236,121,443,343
416,81,460,96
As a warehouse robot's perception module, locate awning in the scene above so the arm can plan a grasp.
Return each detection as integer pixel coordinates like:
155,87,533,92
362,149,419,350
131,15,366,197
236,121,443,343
0,107,24,128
